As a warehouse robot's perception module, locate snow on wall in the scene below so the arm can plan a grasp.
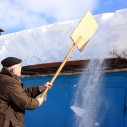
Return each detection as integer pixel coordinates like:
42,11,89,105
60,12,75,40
0,8,127,69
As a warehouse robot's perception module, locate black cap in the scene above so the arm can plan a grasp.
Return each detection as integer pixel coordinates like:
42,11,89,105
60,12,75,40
1,57,22,67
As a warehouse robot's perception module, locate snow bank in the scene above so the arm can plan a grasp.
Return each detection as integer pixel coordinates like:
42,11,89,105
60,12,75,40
0,8,127,69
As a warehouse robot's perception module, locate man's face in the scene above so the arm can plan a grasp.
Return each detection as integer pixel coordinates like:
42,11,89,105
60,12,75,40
12,64,22,77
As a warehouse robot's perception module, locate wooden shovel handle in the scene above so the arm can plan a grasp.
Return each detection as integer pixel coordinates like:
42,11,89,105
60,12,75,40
41,36,82,98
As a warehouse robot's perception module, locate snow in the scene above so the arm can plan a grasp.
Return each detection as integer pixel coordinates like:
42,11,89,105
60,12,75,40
70,106,86,117
0,8,127,70
94,122,99,126
71,59,105,127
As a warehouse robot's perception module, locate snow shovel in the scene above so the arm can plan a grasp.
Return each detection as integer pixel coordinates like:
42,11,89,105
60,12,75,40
41,11,98,98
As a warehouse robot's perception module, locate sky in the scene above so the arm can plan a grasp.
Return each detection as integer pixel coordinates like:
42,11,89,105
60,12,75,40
0,0,127,35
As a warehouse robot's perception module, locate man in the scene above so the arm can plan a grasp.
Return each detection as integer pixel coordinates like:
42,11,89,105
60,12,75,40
0,57,53,127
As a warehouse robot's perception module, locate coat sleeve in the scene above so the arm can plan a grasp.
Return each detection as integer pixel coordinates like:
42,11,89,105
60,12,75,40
6,81,39,110
24,85,42,98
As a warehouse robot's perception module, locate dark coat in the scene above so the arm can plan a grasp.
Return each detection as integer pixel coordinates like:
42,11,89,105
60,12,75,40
0,68,41,127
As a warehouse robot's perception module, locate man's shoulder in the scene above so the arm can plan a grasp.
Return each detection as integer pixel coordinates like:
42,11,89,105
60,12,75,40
0,74,19,84
0,73,13,79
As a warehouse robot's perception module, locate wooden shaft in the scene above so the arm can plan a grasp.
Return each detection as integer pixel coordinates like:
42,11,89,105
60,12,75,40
41,86,49,98
41,36,82,98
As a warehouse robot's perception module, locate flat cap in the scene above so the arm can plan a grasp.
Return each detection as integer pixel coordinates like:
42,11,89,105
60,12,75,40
1,57,22,67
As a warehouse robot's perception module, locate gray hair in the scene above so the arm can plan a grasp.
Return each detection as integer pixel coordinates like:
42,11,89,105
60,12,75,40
7,64,19,71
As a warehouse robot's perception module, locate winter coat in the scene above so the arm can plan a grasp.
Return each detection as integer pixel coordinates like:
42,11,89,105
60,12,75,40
0,68,41,127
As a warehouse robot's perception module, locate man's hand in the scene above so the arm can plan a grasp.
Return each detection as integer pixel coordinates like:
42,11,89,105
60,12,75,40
44,82,53,90
39,82,53,92
37,98,44,106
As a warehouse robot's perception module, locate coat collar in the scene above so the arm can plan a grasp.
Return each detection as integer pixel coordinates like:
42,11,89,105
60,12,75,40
0,68,22,83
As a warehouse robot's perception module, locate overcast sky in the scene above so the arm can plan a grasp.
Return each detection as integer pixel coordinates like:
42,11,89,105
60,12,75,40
0,0,127,35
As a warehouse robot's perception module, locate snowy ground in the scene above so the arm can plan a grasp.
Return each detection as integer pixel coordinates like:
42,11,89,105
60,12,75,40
0,8,127,70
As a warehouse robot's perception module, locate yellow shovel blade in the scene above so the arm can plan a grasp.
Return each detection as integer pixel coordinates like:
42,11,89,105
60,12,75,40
71,11,98,52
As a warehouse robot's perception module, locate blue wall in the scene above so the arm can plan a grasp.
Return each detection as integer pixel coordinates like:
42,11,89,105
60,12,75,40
21,72,127,127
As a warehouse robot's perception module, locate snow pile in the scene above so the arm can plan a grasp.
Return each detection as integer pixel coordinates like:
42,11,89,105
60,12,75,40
0,8,127,69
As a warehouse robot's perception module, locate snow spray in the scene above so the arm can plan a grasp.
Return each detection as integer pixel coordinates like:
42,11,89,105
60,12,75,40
71,59,107,127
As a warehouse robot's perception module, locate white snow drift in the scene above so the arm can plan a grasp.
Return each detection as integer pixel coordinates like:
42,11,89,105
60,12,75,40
0,8,127,70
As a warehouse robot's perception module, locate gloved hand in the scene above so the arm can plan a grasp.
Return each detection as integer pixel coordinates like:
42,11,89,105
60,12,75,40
39,82,53,92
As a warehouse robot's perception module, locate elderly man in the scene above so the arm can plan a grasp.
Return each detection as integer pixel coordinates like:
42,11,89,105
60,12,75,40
0,57,53,127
